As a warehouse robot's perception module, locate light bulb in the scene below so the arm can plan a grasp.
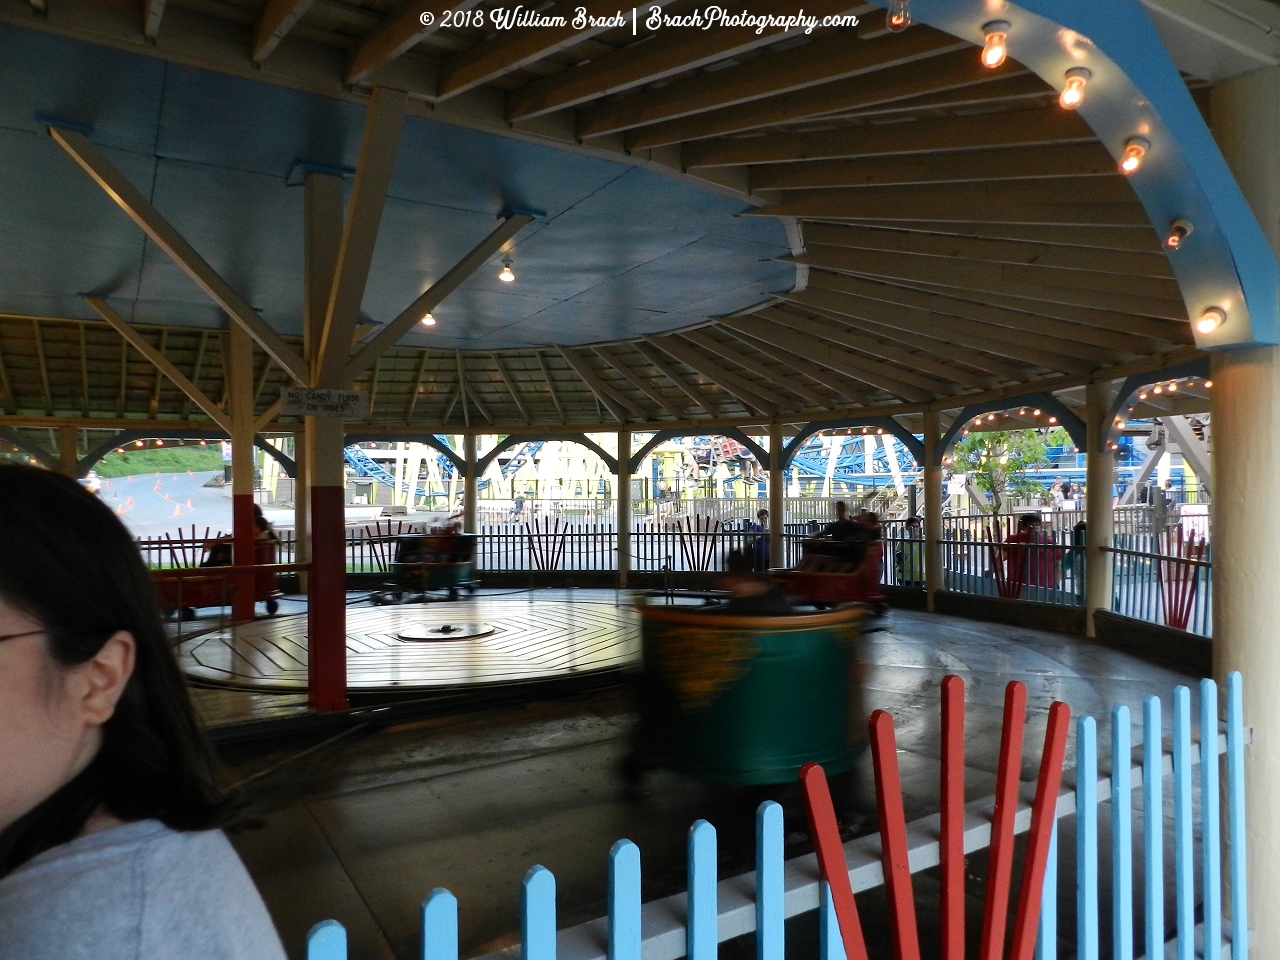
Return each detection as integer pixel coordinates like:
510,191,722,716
1165,219,1193,250
1195,306,1225,334
421,313,437,325
1204,380,1213,388
1168,382,1177,392
1048,416,1057,423
199,439,207,445
1058,67,1090,110
135,440,143,447
981,21,1010,68
498,259,515,283
886,0,911,32
1153,385,1163,394
156,439,164,446
986,413,995,421
1032,409,1041,416
1139,392,1147,400
1119,137,1148,175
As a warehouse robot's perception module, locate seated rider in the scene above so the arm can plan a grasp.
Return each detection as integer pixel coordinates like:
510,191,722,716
800,501,868,572
716,549,793,615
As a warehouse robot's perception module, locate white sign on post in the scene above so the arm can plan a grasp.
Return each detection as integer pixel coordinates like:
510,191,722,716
281,388,370,419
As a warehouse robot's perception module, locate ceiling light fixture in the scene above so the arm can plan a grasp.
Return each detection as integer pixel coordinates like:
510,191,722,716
421,312,437,326
1058,67,1090,109
1165,219,1193,251
1195,306,1225,335
498,258,515,283
886,0,911,32
1119,136,1149,175
981,21,1010,68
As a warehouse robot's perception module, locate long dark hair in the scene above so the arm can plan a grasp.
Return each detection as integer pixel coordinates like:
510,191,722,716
0,465,235,877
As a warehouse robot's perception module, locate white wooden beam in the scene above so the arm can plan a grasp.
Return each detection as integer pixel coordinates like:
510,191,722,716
557,347,642,421
252,0,320,63
492,352,530,424
643,334,785,415
86,297,232,432
50,127,309,385
346,0,484,84
143,0,166,38
344,213,533,383
316,87,407,387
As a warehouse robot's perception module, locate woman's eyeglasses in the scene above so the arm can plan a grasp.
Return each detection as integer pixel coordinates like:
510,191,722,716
0,629,43,644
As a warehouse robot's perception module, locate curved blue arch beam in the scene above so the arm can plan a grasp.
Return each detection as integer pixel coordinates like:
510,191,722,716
78,428,296,478
477,433,617,476
782,418,925,468
344,433,464,476
626,428,767,475
0,427,58,471
935,393,1087,466
1103,358,1211,449
866,0,1278,348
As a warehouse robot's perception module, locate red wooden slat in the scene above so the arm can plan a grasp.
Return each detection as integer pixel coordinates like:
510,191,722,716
799,762,870,960
979,680,1027,960
940,674,966,960
1008,700,1072,960
868,711,921,960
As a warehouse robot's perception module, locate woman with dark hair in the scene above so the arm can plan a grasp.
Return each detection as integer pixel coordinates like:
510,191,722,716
0,466,285,958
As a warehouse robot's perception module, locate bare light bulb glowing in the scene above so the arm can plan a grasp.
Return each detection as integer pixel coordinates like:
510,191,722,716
421,313,436,326
886,0,911,31
1165,219,1192,250
1058,67,1090,109
498,259,515,283
1119,137,1148,175
981,22,1010,68
1195,306,1225,335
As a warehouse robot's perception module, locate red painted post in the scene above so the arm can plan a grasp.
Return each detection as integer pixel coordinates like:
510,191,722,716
868,711,921,960
799,762,869,960
307,484,348,712
979,681,1027,960
232,491,256,622
1007,701,1071,960
940,675,966,960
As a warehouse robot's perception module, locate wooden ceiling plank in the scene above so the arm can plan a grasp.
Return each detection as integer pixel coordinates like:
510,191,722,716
752,194,1150,228
508,0,877,121
799,222,1174,278
405,350,430,421
750,142,1119,190
556,347,636,421
594,347,677,416
492,352,531,424
825,219,1166,253
627,49,1029,150
346,0,484,84
252,0,321,63
791,244,1186,322
835,72,1052,120
777,288,1097,372
78,324,89,418
804,272,1141,357
143,0,167,39
712,324,879,403
536,352,566,423
454,350,469,427
683,106,1094,167
576,27,966,139
632,341,715,413
435,0,627,100
149,329,168,418
644,334,784,415
781,303,1030,381
721,314,938,401
31,320,52,416
761,308,991,390
679,329,832,407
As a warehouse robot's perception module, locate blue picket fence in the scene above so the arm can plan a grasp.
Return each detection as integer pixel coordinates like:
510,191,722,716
306,674,1250,960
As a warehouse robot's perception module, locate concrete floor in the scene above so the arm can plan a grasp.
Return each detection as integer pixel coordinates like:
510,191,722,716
217,608,1199,960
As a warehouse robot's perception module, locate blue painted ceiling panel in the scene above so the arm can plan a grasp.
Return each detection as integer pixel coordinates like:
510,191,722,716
0,22,791,350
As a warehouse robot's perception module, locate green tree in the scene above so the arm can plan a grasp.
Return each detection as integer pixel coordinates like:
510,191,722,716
952,428,1069,514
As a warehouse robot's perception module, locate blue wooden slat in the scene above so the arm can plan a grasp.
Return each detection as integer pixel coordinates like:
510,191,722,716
1173,686,1194,960
688,820,717,960
423,889,458,960
609,841,641,960
819,881,847,960
1144,695,1165,960
756,802,784,960
307,920,347,960
1034,820,1058,960
1227,672,1249,960
523,865,557,960
1077,715,1099,960
1200,679,1222,960
1112,705,1134,960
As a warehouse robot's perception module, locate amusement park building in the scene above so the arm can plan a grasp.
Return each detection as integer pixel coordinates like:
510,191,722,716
2,0,1280,942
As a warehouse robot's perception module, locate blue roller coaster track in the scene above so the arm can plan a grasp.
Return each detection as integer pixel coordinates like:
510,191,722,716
343,442,545,498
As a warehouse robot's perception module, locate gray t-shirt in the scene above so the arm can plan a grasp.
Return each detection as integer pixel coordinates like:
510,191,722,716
0,819,286,959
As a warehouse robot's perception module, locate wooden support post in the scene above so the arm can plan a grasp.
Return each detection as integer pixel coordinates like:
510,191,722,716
58,426,78,478
923,410,943,611
293,426,309,593
1084,381,1115,637
229,322,257,623
769,421,784,568
463,433,478,534
617,429,631,588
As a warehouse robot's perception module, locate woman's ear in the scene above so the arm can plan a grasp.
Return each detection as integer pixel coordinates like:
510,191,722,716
78,631,136,726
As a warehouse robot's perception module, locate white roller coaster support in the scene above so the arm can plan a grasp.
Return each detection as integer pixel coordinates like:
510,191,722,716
883,435,905,495
1163,415,1212,496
